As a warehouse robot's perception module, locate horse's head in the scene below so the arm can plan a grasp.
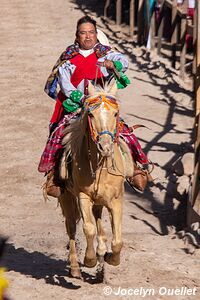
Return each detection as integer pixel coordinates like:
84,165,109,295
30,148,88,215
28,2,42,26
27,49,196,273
84,81,119,157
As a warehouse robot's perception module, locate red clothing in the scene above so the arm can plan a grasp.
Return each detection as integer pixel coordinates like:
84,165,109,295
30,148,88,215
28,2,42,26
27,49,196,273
70,52,102,87
50,52,103,124
50,91,66,124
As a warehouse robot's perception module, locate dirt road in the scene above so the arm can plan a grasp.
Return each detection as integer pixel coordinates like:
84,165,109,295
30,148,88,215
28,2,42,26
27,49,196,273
0,1,199,299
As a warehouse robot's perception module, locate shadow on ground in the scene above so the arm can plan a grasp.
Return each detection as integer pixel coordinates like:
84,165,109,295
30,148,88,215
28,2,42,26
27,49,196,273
1,243,104,287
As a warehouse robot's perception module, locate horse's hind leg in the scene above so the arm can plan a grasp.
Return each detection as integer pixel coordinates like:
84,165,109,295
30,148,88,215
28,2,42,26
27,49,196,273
79,193,97,268
105,198,123,266
59,191,81,278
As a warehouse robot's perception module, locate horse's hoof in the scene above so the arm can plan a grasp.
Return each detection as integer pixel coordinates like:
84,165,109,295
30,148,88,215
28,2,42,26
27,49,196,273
104,252,120,266
97,254,105,263
96,262,104,283
84,256,97,268
70,267,81,278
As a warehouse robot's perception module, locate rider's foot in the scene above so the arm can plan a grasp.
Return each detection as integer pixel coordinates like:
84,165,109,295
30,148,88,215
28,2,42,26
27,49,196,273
44,169,62,198
126,161,153,192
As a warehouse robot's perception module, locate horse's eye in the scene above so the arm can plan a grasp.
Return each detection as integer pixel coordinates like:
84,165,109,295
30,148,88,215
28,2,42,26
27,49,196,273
88,112,94,118
114,112,118,117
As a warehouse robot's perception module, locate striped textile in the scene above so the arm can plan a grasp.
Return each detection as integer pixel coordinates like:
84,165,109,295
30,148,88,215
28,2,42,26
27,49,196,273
120,122,148,164
38,112,78,173
38,117,148,173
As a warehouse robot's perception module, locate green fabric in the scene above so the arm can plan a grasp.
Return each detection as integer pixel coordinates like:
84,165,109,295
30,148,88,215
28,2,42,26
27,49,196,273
113,61,123,72
70,90,83,103
116,73,131,89
63,98,80,113
113,61,130,89
63,90,83,113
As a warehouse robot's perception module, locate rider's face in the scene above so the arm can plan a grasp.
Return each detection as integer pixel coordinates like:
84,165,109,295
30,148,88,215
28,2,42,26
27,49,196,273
76,23,97,50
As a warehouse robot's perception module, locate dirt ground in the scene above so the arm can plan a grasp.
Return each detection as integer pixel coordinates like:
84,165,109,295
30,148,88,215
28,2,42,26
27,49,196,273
0,0,199,299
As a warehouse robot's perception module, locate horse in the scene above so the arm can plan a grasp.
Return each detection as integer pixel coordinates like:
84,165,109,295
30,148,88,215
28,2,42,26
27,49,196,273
58,81,134,279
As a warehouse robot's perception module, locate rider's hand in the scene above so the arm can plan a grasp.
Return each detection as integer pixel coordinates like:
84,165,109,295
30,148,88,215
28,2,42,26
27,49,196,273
103,60,115,70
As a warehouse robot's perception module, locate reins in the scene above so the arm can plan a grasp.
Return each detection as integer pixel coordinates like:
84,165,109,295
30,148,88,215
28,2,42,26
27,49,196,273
94,64,105,89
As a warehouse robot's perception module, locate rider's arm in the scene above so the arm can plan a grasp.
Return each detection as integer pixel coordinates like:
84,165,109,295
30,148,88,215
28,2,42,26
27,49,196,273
57,61,77,98
58,61,84,113
98,51,130,89
102,51,129,72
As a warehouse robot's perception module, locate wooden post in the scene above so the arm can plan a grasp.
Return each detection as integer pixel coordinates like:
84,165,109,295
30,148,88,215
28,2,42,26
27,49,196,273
116,0,122,25
149,9,156,50
193,6,197,75
137,0,145,44
145,0,150,40
104,0,111,19
157,0,165,56
171,0,178,69
187,0,200,226
130,0,135,37
179,17,187,79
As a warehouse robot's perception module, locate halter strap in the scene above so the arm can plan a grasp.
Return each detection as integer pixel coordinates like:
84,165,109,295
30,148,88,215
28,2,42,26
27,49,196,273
86,94,120,144
98,130,115,141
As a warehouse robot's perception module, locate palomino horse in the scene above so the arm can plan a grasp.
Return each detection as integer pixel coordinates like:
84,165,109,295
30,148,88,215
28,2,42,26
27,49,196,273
59,81,133,278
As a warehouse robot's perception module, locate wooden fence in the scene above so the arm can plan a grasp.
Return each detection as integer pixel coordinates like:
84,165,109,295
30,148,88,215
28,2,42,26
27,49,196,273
104,0,195,79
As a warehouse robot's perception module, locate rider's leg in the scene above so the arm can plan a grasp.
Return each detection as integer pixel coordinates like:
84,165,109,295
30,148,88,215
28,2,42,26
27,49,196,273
120,121,152,191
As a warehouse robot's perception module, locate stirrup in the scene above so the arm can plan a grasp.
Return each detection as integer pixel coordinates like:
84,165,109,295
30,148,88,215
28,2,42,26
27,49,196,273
126,178,144,194
42,182,62,199
43,170,62,199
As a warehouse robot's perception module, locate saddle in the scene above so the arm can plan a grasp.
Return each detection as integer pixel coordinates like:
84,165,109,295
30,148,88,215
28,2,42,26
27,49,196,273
119,138,134,177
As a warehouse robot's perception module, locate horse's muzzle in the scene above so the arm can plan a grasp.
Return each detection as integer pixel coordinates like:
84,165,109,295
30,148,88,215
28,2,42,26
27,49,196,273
97,138,113,157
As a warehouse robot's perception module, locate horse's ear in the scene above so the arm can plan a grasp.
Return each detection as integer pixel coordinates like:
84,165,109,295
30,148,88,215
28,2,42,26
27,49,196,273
87,81,96,96
108,80,118,96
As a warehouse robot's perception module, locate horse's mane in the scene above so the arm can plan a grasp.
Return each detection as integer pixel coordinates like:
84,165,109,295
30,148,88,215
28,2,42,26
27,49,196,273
62,111,87,157
86,82,118,98
62,82,118,156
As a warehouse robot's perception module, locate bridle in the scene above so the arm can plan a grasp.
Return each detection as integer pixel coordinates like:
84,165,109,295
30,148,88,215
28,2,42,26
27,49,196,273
85,94,120,146
84,94,127,179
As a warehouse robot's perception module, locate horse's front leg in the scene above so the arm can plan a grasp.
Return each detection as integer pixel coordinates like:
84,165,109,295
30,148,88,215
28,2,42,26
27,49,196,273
79,192,97,268
105,197,123,266
93,205,107,260
93,205,108,282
